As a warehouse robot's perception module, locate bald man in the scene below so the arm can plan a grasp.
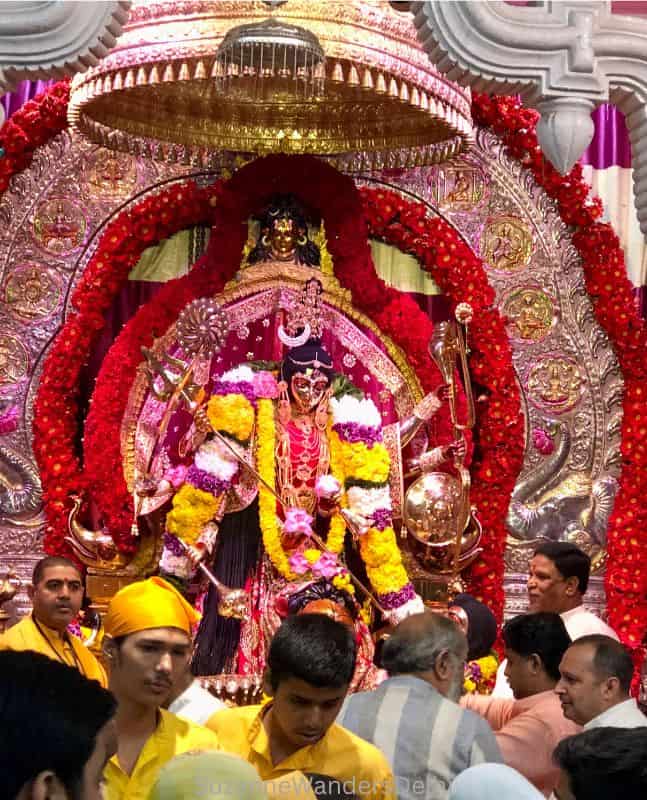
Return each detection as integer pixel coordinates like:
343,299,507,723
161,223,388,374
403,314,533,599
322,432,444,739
101,577,219,800
0,556,107,687
338,612,501,800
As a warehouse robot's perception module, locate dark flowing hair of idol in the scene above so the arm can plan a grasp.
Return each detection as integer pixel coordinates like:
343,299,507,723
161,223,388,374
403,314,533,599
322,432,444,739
533,541,591,594
287,579,358,620
280,338,334,389
553,727,647,799
267,614,357,692
247,193,321,267
503,612,572,682
191,497,263,676
0,650,116,799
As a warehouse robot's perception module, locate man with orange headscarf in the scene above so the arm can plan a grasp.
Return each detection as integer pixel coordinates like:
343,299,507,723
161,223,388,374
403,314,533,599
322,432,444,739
101,576,219,800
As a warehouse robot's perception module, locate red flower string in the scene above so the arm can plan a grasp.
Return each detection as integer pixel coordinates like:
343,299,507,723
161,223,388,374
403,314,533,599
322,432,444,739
473,93,647,679
0,81,70,194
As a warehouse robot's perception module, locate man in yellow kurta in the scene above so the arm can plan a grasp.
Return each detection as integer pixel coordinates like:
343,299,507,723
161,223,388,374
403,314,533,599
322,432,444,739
0,556,107,687
207,614,395,800
101,576,219,800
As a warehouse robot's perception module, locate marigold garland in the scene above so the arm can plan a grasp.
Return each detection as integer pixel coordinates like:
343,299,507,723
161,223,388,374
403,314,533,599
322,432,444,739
256,397,295,580
207,393,255,444
166,484,220,546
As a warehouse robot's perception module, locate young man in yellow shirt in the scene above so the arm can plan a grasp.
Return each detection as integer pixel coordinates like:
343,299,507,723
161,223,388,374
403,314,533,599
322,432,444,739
207,614,395,800
0,556,107,687
101,576,219,800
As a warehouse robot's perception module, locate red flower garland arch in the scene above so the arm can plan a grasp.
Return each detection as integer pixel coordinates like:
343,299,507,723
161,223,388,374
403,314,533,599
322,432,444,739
0,82,69,193
34,155,522,622
473,94,647,666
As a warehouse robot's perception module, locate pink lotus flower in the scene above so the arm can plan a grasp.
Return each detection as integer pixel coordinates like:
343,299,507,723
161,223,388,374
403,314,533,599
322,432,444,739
532,427,554,455
0,404,19,435
315,474,342,500
312,551,341,579
253,371,279,399
288,551,310,576
283,507,314,537
165,464,188,489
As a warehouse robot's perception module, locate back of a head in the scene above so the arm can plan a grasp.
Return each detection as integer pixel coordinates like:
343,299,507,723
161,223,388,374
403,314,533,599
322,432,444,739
448,763,543,800
267,614,356,692
533,542,590,594
451,593,497,660
0,650,116,798
381,612,465,675
554,727,647,799
503,612,571,681
570,634,634,695
150,752,267,800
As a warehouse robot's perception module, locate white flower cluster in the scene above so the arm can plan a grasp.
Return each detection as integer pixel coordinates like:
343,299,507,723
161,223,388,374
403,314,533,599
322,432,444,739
384,595,425,625
195,437,241,481
346,485,391,515
219,365,255,384
330,394,381,428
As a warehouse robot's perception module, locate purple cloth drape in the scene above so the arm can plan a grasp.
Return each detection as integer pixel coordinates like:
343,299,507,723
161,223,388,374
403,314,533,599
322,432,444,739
1,79,55,120
580,104,632,169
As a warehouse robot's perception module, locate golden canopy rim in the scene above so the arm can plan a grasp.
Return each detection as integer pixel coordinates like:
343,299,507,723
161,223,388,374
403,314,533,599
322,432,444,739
68,0,473,170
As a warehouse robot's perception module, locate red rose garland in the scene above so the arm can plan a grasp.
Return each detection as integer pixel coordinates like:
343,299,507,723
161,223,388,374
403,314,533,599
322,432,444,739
0,81,69,194
33,181,222,556
473,93,647,672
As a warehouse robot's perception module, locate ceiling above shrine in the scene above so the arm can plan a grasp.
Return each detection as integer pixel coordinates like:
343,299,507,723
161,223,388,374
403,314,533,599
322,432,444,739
67,0,473,171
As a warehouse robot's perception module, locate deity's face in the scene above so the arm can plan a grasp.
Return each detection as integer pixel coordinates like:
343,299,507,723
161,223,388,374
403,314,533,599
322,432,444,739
290,369,329,413
270,216,297,260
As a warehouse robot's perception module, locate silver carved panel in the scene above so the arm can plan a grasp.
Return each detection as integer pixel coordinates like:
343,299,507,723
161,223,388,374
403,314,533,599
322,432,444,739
363,127,623,619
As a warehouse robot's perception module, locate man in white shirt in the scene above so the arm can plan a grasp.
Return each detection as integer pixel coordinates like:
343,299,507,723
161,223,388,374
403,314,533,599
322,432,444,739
167,663,226,725
555,634,646,729
493,542,618,697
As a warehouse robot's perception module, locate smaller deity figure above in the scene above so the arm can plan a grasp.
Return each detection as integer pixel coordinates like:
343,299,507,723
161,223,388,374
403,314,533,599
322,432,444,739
246,194,321,266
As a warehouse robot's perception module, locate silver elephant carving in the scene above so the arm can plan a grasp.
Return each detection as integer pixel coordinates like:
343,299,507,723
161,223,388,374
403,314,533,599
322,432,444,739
0,445,42,521
506,421,618,547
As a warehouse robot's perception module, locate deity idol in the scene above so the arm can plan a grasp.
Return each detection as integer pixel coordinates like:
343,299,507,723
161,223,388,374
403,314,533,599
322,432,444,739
107,197,461,683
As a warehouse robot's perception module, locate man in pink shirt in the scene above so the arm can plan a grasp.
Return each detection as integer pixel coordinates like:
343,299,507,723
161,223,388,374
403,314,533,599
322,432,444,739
462,613,580,797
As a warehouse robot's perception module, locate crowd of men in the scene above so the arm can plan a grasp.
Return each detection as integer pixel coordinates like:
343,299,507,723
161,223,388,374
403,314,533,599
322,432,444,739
1,541,646,799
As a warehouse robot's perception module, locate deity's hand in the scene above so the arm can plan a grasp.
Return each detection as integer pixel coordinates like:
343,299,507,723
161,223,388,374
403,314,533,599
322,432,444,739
317,491,342,518
445,438,467,463
413,383,449,422
185,543,207,568
194,405,212,435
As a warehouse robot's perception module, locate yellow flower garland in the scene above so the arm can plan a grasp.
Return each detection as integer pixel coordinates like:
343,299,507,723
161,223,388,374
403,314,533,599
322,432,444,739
166,484,221,546
254,392,411,601
256,398,295,579
326,425,348,554
329,428,411,599
339,440,390,484
207,393,255,443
